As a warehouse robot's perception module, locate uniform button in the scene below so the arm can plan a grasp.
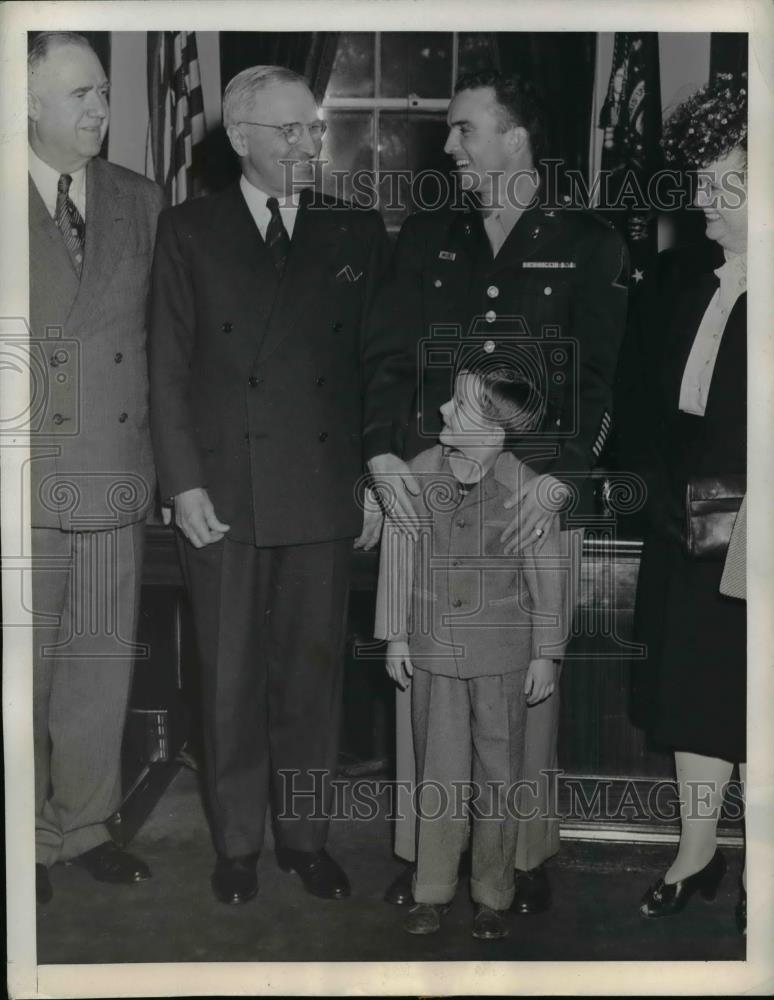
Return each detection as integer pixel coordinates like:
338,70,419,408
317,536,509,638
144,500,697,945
316,377,326,386
318,431,328,442
56,373,66,383
433,278,442,288
52,413,64,425
248,376,262,387
114,352,123,363
485,310,496,323
222,322,233,333
451,598,463,608
544,286,552,295
486,285,499,298
332,322,343,332
118,412,128,423
483,339,495,353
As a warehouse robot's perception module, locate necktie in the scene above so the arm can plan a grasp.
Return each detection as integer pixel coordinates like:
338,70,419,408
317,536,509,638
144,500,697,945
265,196,291,275
55,174,85,277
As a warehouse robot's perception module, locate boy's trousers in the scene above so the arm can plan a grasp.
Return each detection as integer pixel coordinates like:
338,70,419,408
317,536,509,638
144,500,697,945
394,528,584,871
410,669,528,911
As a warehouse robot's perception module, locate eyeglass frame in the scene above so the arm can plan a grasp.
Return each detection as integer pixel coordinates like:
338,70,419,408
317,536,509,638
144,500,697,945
235,119,328,144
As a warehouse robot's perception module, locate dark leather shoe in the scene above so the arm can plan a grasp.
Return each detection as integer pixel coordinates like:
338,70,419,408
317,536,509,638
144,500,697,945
36,864,53,905
276,847,350,899
511,864,551,915
403,901,450,935
384,862,415,905
735,884,746,936
211,853,259,905
72,842,151,884
472,903,509,940
640,849,726,918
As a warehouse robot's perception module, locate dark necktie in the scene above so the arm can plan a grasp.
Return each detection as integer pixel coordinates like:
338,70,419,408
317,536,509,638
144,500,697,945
55,173,86,277
265,196,291,275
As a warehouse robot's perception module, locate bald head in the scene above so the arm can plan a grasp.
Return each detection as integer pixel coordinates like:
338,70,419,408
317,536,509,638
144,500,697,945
28,35,110,173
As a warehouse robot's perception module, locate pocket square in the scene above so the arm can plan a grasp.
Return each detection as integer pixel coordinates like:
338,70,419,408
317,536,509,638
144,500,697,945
336,264,363,283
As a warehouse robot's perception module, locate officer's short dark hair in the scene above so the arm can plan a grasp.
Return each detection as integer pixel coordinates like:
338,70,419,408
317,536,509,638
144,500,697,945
454,69,548,166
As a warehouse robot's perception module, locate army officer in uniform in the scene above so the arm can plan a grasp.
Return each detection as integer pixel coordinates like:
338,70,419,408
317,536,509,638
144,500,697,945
365,69,629,915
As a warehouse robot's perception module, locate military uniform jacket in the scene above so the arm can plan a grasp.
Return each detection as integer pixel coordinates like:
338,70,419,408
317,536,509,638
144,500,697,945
149,184,390,547
374,446,569,678
28,157,166,530
363,198,629,518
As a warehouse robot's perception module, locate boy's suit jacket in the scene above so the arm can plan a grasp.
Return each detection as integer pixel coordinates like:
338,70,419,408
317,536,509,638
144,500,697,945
149,184,390,547
374,445,569,677
28,156,166,530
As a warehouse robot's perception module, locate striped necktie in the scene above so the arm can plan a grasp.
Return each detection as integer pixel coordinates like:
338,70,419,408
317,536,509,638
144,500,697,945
55,173,85,277
265,196,291,275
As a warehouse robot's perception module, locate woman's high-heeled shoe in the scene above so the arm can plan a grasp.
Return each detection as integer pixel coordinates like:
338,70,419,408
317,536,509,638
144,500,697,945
640,849,727,918
735,884,746,936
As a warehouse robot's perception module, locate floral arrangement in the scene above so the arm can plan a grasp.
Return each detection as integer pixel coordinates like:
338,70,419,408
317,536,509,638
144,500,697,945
662,72,747,168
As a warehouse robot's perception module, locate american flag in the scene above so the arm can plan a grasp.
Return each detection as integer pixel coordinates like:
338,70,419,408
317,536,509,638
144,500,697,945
146,31,206,204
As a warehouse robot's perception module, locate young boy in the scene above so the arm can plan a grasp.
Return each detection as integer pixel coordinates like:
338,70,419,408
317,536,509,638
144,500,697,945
374,351,568,939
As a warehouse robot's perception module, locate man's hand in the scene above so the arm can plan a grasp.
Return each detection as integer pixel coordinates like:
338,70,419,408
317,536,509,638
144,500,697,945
501,473,567,554
354,486,384,550
173,487,230,548
385,639,414,690
368,453,420,539
524,658,557,706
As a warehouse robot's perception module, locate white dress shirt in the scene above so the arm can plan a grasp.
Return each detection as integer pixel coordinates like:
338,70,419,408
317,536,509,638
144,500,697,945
239,175,300,240
679,251,747,417
28,146,86,220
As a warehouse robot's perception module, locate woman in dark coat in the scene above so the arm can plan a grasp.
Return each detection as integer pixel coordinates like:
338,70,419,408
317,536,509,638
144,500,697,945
621,76,748,933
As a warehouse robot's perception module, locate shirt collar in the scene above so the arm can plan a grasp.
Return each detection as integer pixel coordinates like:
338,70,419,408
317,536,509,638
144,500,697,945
28,145,86,216
239,174,301,211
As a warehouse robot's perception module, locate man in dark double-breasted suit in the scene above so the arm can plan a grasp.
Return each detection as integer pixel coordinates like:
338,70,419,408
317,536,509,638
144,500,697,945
27,33,166,905
366,70,629,914
149,65,390,905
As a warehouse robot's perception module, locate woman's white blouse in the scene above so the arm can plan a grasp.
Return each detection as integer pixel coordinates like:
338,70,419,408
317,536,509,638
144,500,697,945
679,251,746,416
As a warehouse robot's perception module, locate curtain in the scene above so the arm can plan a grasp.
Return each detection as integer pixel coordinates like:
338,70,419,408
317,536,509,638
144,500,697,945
492,33,597,188
709,32,748,82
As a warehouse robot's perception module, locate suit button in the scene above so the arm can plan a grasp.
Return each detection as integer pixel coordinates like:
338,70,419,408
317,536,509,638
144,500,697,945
318,431,328,442
544,286,552,295
52,413,64,425
316,377,326,386
248,376,262,387
486,285,499,298
451,598,463,608
222,322,233,333
114,352,123,363
485,310,496,323
333,322,343,332
118,412,128,423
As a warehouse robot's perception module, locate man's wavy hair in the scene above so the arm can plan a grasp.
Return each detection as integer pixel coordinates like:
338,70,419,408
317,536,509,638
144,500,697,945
454,69,548,166
661,72,747,169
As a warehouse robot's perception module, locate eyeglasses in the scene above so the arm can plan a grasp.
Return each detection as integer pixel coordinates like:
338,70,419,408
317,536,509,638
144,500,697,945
236,119,328,144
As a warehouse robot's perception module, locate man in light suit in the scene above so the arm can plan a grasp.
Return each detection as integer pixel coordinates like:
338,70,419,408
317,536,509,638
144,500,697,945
149,65,390,905
28,32,165,905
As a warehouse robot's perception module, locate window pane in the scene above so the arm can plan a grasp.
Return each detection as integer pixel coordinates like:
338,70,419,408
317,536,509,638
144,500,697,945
319,112,375,206
457,32,499,78
325,33,375,98
378,113,452,229
380,33,452,98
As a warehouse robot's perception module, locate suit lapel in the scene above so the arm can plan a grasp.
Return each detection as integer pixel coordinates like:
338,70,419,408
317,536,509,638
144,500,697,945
67,159,130,330
663,271,720,408
28,177,80,325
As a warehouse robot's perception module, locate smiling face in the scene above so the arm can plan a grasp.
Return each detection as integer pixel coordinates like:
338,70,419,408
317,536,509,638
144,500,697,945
444,86,525,202
226,80,322,197
695,147,748,253
28,42,109,173
439,371,504,455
